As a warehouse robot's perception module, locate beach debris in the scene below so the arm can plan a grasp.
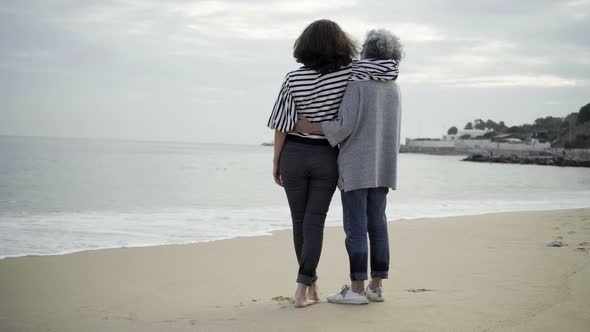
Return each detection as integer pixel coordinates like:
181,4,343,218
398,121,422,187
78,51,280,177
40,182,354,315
546,240,567,247
407,288,433,293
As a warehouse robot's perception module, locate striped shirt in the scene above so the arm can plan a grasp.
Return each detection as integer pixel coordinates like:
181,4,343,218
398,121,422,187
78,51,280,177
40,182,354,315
267,59,399,139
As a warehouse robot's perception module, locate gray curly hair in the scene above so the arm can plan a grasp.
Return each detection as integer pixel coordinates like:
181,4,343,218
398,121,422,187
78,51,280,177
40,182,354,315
362,29,404,61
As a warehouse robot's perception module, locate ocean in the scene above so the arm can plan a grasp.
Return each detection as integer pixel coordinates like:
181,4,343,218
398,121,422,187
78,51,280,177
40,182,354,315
1,136,589,259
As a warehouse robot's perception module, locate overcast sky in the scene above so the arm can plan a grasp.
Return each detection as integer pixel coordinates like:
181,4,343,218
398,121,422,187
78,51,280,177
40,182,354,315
1,0,589,144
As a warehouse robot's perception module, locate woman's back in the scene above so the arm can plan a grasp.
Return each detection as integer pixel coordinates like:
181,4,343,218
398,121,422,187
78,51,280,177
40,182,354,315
278,66,352,139
334,80,402,192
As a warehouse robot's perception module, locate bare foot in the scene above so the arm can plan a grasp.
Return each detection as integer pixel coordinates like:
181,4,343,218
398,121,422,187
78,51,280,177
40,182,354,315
294,284,316,308
294,298,315,308
307,283,320,302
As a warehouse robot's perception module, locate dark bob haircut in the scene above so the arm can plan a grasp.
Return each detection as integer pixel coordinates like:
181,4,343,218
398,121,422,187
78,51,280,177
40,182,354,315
293,19,358,74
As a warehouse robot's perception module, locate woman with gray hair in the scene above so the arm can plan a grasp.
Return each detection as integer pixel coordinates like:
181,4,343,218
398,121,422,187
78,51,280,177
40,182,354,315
296,29,403,304
362,29,403,62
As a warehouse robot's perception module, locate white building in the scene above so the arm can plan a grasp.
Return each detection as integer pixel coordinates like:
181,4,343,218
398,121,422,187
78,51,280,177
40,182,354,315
405,127,551,155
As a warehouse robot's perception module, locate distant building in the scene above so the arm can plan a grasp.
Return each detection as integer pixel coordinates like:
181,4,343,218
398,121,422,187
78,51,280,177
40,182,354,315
403,128,551,155
442,128,491,140
491,133,523,142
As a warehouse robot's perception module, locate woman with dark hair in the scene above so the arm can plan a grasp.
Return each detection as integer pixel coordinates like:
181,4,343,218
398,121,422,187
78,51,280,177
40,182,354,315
267,20,398,308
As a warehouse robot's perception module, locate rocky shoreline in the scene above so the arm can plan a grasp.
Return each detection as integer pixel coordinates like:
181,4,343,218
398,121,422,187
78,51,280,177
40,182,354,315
463,154,590,167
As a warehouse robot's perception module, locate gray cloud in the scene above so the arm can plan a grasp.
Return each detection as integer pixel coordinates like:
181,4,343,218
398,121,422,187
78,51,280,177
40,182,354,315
1,0,589,143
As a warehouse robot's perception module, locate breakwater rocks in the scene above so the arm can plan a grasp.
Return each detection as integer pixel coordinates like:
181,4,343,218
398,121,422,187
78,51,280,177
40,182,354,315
463,154,590,168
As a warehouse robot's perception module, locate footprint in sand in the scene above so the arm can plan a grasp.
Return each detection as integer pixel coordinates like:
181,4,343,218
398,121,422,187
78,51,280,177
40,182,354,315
407,288,433,293
579,242,589,246
568,231,576,234
272,296,294,302
553,227,560,230
272,296,295,308
576,248,589,253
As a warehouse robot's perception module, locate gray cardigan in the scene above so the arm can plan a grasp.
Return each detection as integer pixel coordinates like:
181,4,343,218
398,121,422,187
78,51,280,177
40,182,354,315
321,80,402,192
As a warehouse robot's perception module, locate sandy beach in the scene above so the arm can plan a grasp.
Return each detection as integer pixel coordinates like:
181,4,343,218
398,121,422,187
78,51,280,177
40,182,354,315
1,208,589,331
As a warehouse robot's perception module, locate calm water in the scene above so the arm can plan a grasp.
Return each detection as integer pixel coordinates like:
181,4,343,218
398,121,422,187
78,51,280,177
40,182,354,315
1,136,589,258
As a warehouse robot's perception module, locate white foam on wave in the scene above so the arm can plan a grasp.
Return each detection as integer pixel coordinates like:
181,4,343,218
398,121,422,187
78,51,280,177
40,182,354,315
0,207,292,259
1,193,590,259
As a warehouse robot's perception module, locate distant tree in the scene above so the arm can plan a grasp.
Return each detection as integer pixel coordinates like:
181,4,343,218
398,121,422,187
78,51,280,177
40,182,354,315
531,116,563,141
459,134,471,139
485,119,498,131
563,113,578,128
533,116,562,129
497,121,507,132
474,119,486,130
447,126,458,135
464,122,473,130
521,124,533,133
560,113,579,146
507,126,524,133
578,103,590,124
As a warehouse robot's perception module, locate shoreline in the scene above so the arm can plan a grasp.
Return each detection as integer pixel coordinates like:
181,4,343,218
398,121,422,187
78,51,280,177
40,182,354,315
463,154,590,167
3,205,590,260
1,208,589,331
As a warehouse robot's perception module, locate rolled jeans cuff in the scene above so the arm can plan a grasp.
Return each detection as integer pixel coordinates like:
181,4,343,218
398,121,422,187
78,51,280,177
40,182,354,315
350,272,368,281
371,271,389,279
297,274,317,286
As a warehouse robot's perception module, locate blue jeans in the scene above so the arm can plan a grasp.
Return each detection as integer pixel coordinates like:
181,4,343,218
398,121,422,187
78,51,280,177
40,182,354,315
341,187,390,281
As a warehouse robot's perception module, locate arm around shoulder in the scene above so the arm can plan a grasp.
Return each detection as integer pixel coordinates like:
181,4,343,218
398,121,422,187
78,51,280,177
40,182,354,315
321,83,361,147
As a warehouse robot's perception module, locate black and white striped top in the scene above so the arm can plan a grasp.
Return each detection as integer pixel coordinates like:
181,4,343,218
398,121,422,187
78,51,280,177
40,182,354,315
267,59,399,139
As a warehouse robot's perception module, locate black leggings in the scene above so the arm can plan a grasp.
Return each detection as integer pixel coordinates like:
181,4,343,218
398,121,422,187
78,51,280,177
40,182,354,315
279,138,339,286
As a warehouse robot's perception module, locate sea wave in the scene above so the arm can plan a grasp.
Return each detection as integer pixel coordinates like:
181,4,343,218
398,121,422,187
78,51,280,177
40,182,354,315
2,194,589,259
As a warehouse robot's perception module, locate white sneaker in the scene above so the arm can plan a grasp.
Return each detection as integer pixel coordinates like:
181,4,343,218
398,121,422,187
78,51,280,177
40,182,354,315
366,285,385,302
327,285,369,305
